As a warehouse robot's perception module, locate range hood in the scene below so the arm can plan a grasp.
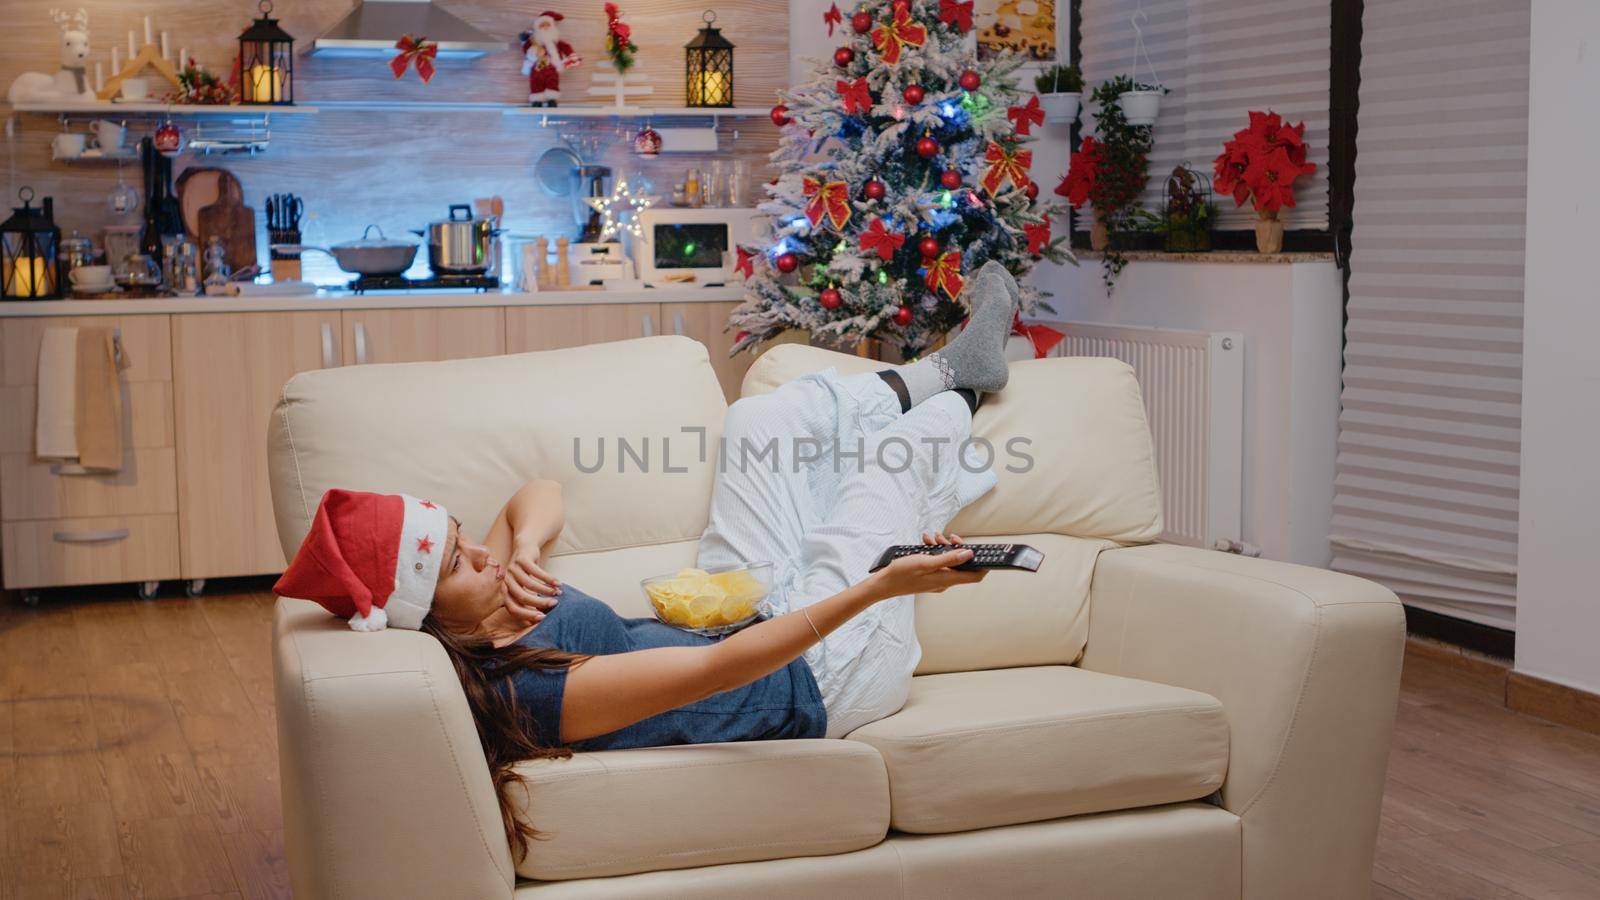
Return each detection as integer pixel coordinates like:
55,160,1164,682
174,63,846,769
311,0,506,59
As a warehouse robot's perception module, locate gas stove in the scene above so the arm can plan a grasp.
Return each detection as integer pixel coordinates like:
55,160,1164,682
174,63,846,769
347,273,500,294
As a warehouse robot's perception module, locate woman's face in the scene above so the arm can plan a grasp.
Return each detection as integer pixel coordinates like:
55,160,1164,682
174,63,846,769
431,517,508,633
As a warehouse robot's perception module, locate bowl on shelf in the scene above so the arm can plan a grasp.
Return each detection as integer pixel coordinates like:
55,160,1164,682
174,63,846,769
642,561,774,636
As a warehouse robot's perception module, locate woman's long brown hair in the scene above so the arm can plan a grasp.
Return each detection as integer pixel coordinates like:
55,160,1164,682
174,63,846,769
420,617,588,860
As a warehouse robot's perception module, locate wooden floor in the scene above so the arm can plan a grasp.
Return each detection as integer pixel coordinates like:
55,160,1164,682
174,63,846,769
2,583,1599,898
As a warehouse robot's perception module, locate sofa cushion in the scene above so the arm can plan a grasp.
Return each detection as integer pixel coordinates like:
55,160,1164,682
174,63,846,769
544,539,701,619
511,739,889,881
742,344,1164,544
846,666,1228,834
268,335,727,562
913,532,1114,674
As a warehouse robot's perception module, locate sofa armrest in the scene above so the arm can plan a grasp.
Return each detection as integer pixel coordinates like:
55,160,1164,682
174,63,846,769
1080,544,1404,900
274,598,515,900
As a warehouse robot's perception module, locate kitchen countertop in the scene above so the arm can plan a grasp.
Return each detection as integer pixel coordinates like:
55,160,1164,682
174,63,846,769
0,285,746,317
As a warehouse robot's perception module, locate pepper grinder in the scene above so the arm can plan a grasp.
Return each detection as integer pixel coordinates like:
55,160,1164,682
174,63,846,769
534,236,551,289
555,237,571,288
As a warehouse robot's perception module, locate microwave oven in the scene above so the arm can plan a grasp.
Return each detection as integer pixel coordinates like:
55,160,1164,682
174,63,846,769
634,207,766,287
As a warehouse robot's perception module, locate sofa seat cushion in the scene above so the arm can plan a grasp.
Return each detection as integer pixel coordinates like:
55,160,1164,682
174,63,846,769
846,666,1229,834
512,739,890,881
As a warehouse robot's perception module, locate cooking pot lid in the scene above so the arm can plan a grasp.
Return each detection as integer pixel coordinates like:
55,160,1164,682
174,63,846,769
334,224,416,249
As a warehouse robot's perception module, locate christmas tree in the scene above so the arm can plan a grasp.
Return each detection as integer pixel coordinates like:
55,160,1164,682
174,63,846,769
729,0,1075,359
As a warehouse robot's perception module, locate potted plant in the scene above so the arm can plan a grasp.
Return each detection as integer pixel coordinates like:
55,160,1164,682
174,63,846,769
1054,77,1153,291
1212,110,1318,253
1033,64,1083,124
1117,80,1166,126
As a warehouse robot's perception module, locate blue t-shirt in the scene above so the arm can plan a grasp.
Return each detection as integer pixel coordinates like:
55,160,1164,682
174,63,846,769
503,586,827,751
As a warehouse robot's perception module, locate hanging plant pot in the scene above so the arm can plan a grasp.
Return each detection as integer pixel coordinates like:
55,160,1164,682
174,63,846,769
1117,89,1163,126
1090,211,1111,251
1254,214,1285,254
1038,92,1080,125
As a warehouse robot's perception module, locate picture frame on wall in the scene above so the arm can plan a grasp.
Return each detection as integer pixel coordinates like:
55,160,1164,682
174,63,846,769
975,0,1059,62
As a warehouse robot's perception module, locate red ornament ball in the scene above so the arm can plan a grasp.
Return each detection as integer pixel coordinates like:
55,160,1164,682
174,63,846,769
770,104,791,126
939,169,962,189
918,236,940,258
893,305,915,326
776,253,799,273
735,330,750,343
902,84,926,104
819,288,843,309
915,135,940,158
863,179,887,200
834,46,856,67
958,70,981,91
851,11,873,33
1024,180,1039,199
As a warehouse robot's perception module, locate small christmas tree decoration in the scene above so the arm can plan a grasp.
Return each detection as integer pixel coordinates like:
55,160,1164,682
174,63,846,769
937,0,974,33
916,135,940,158
863,179,887,200
902,84,925,104
1006,95,1045,136
770,104,790,125
924,250,964,299
858,218,905,260
833,46,855,67
1024,220,1051,256
870,4,927,65
1024,180,1039,199
819,287,842,309
918,235,940,258
603,3,639,73
958,69,981,91
980,141,1031,195
893,305,914,326
940,169,962,189
838,77,873,114
775,252,799,273
802,176,852,230
852,10,874,33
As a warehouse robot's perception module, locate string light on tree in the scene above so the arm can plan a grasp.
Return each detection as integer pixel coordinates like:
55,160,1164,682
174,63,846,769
584,174,657,240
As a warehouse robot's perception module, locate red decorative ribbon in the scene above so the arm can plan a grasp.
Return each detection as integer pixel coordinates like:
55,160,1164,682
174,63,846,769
858,217,905,261
980,141,1033,195
938,0,974,33
924,250,964,300
823,3,842,36
837,77,873,115
734,245,757,278
1012,311,1065,358
1007,95,1045,136
872,5,928,65
605,2,631,43
803,176,853,230
391,34,438,84
1023,219,1051,256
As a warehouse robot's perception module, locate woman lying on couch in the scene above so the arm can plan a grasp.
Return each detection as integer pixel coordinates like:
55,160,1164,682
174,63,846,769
274,261,1023,855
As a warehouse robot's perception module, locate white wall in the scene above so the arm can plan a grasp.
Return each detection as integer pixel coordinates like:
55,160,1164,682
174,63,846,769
789,0,836,87
1514,0,1600,695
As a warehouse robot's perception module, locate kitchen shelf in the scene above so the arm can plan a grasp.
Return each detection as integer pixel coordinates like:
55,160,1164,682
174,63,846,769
503,105,773,122
6,100,775,120
6,101,318,116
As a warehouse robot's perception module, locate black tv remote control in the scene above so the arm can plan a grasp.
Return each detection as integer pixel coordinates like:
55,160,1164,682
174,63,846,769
868,543,1045,573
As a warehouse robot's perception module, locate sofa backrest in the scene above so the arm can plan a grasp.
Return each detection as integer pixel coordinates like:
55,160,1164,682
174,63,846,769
743,344,1163,670
267,335,728,562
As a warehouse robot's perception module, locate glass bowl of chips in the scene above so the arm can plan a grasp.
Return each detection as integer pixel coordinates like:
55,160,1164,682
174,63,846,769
641,561,774,636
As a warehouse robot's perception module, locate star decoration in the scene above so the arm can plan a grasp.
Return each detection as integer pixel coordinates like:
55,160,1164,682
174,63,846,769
585,174,658,240
416,535,434,554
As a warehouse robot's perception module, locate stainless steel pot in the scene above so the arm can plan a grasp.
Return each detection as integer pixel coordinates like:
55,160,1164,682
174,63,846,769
274,225,419,276
414,204,498,274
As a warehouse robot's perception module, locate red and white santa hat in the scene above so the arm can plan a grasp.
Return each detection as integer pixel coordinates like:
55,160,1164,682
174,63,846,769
273,489,450,632
538,10,564,21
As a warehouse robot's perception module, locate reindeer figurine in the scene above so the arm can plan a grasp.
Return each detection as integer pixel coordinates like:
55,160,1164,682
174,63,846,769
7,8,97,103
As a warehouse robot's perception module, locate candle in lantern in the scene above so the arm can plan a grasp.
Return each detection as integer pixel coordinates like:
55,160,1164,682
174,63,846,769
248,64,283,102
161,31,170,60
5,256,49,298
699,70,729,105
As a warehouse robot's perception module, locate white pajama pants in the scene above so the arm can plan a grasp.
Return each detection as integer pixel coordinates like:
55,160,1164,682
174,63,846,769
696,369,997,737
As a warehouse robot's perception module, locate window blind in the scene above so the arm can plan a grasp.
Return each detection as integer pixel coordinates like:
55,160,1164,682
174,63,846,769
1330,0,1529,628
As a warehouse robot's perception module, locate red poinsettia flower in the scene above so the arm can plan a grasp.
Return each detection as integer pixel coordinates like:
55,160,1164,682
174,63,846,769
1213,109,1317,215
1241,145,1314,214
1055,136,1101,208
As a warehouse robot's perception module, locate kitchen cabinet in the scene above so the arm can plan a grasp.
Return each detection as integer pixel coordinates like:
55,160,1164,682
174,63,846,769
662,300,754,403
172,311,342,580
340,307,505,365
505,303,660,353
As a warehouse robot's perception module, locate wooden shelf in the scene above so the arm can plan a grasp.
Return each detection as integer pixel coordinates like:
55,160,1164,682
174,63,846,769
6,100,776,120
7,101,317,116
503,105,773,121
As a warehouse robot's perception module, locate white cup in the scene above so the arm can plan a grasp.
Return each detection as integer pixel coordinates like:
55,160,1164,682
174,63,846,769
52,133,87,159
119,77,150,101
70,265,115,290
92,120,125,150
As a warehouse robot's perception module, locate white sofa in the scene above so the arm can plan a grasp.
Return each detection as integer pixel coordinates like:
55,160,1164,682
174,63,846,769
268,336,1405,899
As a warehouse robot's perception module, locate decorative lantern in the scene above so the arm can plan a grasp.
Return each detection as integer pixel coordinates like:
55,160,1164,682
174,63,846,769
1161,163,1214,253
238,0,294,105
1,188,62,300
685,10,734,108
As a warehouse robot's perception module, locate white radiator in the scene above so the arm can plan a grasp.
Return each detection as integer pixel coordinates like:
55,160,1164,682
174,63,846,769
1042,321,1245,549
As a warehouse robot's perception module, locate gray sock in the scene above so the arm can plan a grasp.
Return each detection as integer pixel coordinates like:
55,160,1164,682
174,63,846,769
894,261,1018,406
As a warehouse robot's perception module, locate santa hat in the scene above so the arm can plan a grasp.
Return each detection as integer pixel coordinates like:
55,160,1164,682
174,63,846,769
273,489,450,632
538,10,564,21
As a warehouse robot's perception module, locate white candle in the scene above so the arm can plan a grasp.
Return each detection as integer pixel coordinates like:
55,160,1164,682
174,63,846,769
144,16,152,46
161,31,169,60
95,61,104,91
127,31,136,57
178,48,187,69
111,46,121,73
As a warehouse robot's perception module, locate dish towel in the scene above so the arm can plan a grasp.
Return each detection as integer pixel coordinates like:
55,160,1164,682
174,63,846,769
75,326,131,471
35,326,79,461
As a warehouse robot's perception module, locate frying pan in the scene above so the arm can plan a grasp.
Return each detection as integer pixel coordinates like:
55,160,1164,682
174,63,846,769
273,225,418,277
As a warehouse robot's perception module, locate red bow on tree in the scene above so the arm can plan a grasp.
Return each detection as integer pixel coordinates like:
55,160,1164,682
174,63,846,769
938,0,974,33
1023,219,1051,256
1012,311,1065,358
734,245,758,278
803,176,853,230
837,77,873,115
823,3,842,35
858,217,906,261
390,34,438,84
924,250,964,299
872,5,928,65
1007,95,1045,136
980,141,1033,195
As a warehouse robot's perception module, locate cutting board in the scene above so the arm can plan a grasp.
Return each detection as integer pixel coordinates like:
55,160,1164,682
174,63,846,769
176,166,241,238
197,177,256,273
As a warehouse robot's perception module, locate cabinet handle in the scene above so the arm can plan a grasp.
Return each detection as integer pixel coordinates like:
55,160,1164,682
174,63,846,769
673,312,686,336
53,528,130,544
355,322,369,365
321,322,334,368
49,463,100,476
641,312,656,337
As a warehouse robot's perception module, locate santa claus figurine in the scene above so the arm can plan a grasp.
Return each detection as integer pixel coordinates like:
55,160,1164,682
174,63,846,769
519,11,582,107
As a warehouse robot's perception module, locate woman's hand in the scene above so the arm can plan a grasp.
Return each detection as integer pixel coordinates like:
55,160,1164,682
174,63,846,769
867,531,986,601
502,541,563,624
